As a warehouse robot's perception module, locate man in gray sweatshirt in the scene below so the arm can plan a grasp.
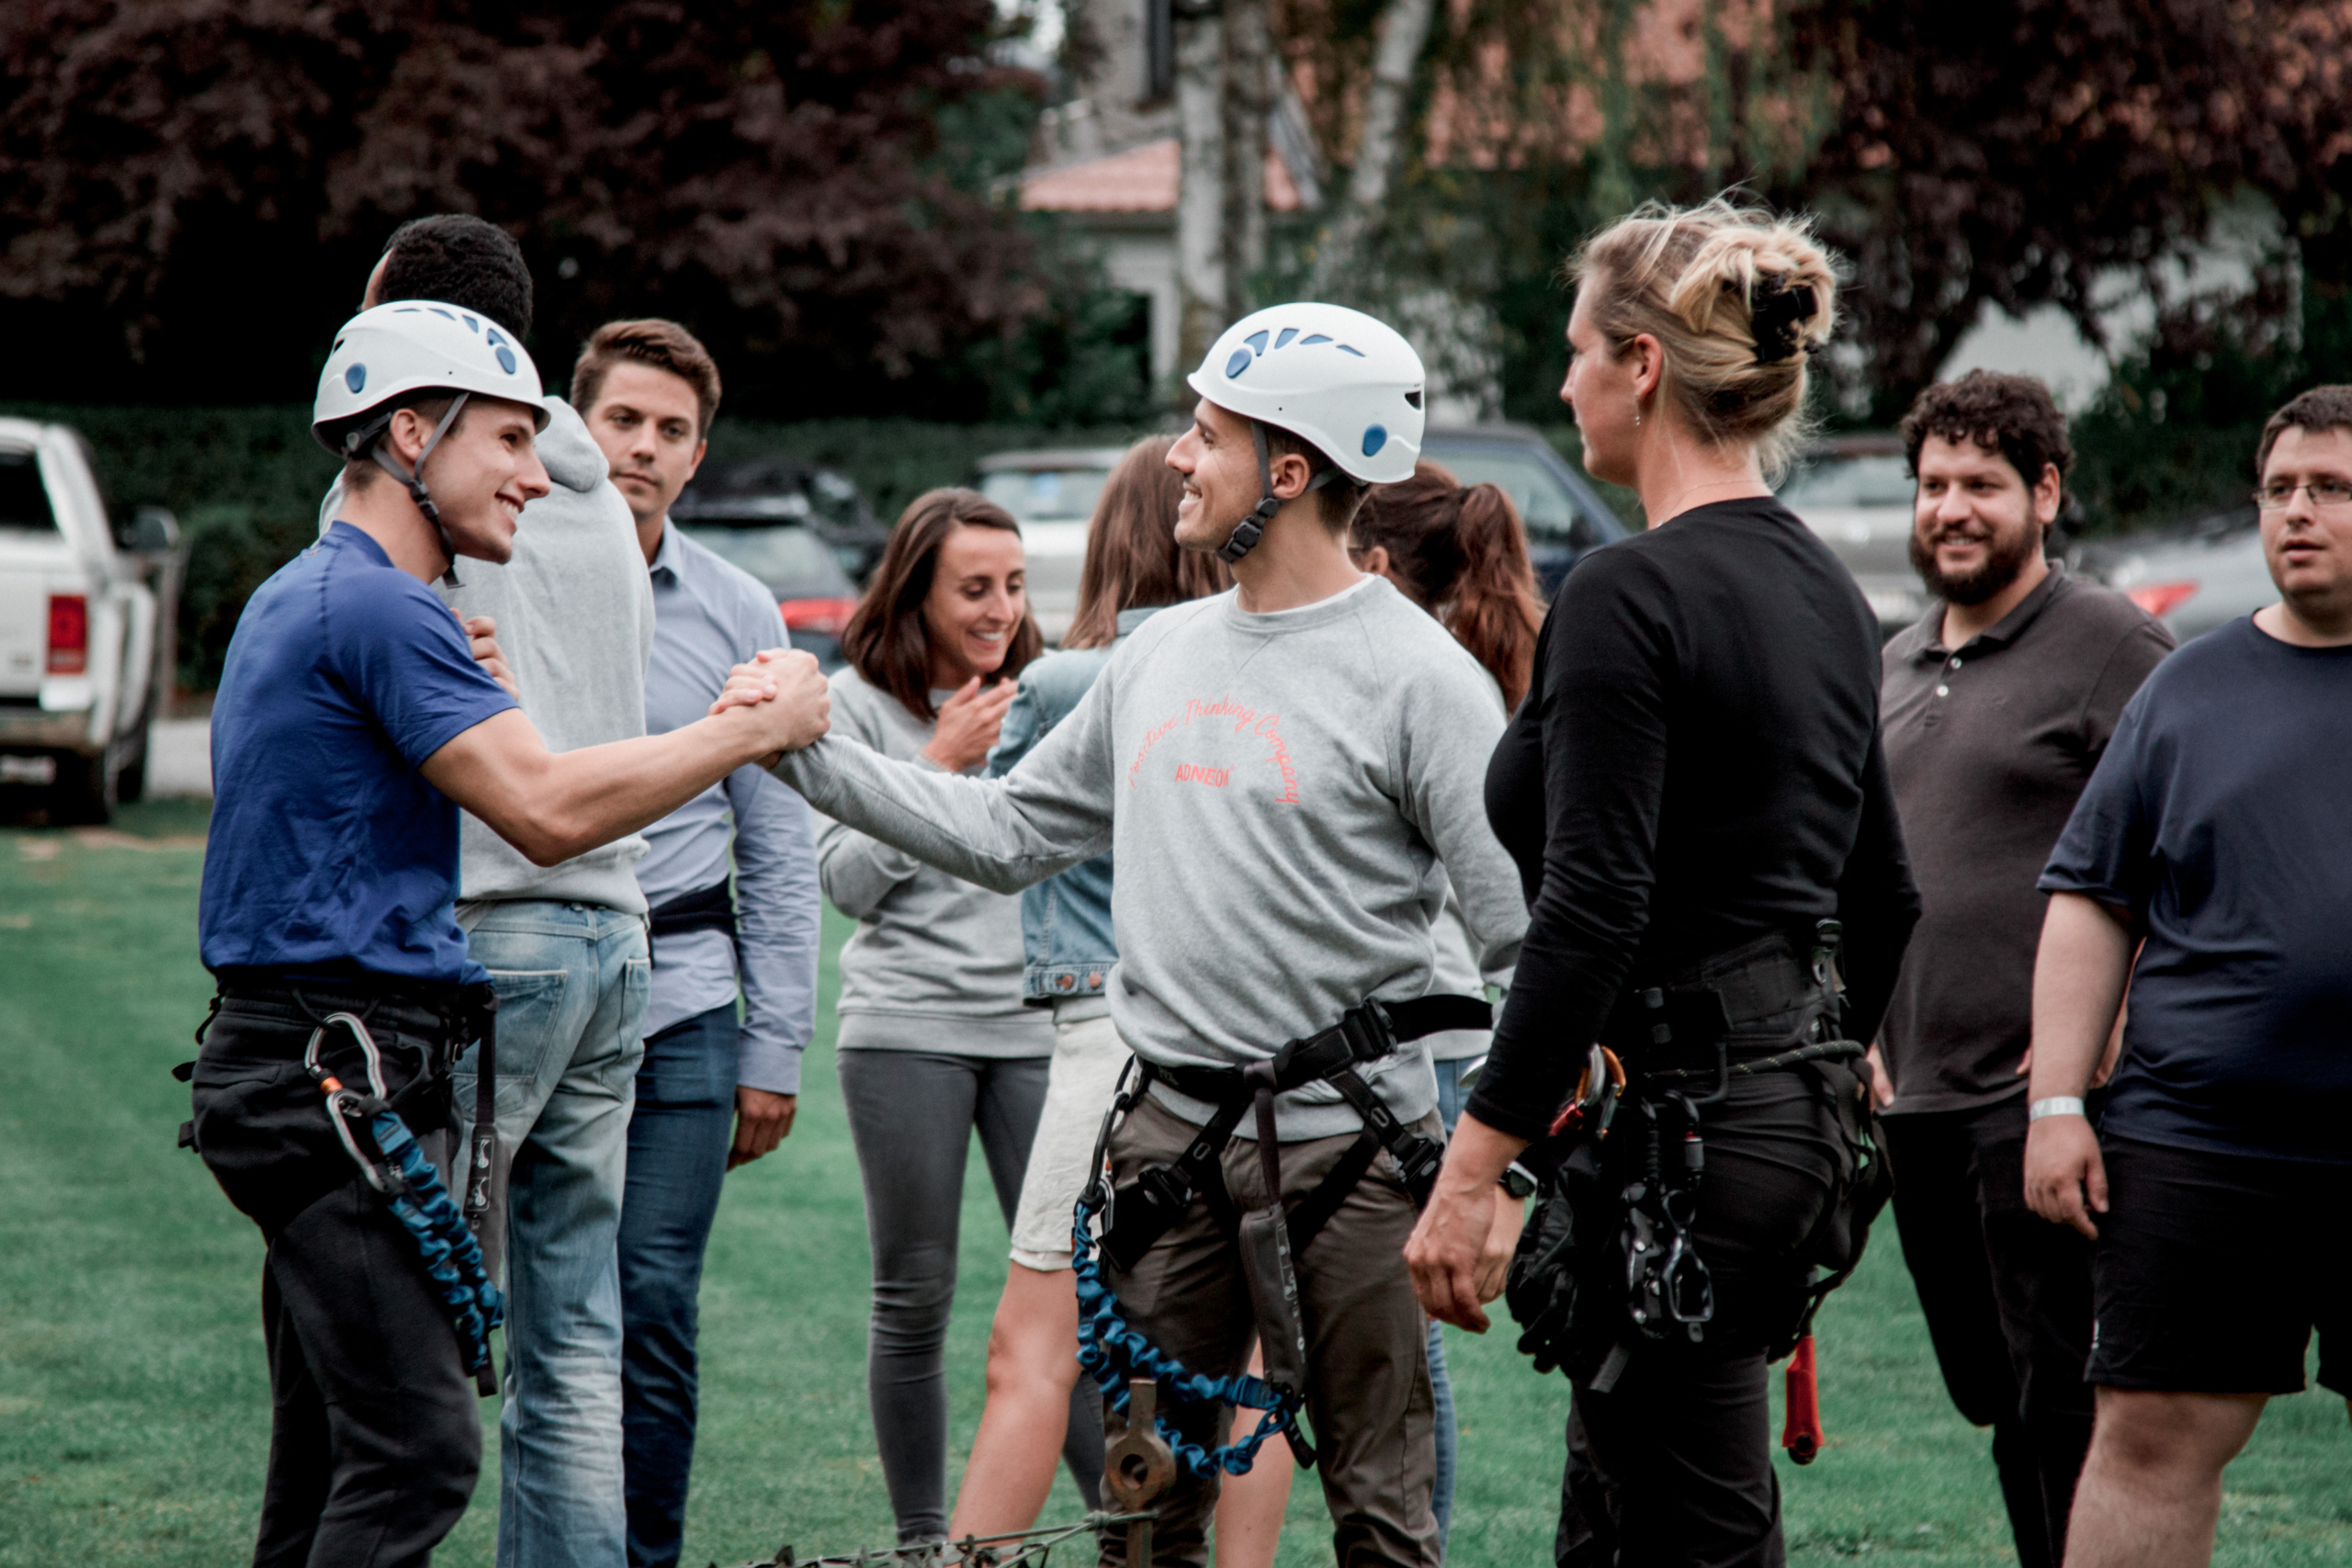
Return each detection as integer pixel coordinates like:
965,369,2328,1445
321,217,655,1568
741,304,1524,1567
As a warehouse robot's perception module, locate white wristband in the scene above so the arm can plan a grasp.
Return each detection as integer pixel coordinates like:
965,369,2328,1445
2029,1096,2086,1122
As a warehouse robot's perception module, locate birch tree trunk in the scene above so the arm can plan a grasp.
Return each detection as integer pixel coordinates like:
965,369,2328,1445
1173,2,1228,380
1309,0,1437,294
1221,0,1274,317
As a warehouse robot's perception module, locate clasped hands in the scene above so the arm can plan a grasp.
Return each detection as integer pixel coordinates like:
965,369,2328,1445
707,647,831,765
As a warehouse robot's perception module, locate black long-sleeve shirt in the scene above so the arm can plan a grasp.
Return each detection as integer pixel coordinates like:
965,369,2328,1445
1466,496,1920,1141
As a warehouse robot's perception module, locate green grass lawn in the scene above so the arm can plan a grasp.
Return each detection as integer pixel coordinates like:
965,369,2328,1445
4,801,2348,1564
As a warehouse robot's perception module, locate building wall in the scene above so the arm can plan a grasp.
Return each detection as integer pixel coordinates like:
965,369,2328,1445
1065,0,1177,157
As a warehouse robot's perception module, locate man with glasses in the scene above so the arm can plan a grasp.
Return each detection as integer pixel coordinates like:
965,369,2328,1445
1870,371,2171,1568
2027,384,2352,1568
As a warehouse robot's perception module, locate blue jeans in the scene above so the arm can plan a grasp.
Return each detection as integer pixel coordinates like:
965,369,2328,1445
1428,1055,1476,1554
616,1002,741,1568
453,902,650,1568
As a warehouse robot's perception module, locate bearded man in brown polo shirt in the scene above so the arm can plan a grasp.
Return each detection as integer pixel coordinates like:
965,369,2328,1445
1866,370,2173,1568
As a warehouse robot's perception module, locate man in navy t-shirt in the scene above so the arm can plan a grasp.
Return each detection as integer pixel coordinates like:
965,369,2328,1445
2025,385,2352,1568
188,301,829,1568
200,520,517,984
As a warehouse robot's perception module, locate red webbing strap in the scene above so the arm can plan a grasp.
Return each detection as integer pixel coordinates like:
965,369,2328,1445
1781,1334,1823,1464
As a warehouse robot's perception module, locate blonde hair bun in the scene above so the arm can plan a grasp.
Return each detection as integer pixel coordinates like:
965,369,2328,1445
1574,197,1843,479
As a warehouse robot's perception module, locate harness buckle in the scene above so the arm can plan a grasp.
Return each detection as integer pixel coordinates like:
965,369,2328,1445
1341,999,1398,1063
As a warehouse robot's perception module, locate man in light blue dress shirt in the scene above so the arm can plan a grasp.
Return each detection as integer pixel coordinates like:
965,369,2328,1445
573,320,821,1568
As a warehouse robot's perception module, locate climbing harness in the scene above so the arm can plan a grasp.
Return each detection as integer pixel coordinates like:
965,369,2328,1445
1071,993,1489,1479
1071,1068,1314,1481
305,1010,505,1394
1506,922,1889,1414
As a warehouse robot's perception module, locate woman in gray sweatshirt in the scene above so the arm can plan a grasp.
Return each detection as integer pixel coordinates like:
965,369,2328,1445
816,488,1063,1546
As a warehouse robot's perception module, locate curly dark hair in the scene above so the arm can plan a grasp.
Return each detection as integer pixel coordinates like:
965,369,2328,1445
375,215,533,341
2256,385,2352,479
1898,370,2073,496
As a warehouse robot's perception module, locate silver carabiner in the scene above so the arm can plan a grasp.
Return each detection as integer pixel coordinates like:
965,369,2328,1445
303,1012,390,1100
305,1013,403,1195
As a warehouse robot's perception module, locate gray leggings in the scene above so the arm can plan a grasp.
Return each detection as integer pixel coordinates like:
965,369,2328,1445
836,1047,1105,1541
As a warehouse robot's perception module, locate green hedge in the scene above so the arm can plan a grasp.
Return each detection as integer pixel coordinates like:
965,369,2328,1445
4,403,1156,692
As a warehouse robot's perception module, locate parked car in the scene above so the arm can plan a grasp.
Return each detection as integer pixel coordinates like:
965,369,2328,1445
671,459,877,668
675,456,888,576
973,447,1125,643
2078,503,2272,643
0,417,180,820
973,425,1630,641
1775,434,1925,638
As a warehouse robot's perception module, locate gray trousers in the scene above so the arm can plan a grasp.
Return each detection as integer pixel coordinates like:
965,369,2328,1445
837,1047,1105,1541
1099,1093,1442,1568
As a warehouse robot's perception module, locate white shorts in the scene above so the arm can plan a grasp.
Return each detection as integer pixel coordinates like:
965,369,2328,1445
1008,1009,1132,1271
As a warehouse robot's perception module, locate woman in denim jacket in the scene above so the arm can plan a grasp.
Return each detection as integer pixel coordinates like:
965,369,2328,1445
944,435,1231,1540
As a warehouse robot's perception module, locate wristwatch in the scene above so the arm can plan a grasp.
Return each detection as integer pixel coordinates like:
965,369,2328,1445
1498,1162,1538,1201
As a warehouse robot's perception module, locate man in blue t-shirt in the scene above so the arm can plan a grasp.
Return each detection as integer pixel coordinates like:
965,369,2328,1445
2026,385,2352,1568
189,301,830,1568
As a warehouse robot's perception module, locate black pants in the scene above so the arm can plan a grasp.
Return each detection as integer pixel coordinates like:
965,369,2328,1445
1555,1062,1849,1568
1882,1099,2094,1568
190,987,481,1568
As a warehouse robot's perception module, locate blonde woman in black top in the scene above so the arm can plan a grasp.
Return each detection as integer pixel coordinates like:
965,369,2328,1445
1406,199,1920,1565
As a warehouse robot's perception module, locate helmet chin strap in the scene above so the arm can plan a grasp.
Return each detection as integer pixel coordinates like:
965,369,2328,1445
362,393,473,587
1217,420,1337,564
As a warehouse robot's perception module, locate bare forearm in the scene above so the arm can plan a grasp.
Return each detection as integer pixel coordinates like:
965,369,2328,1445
2028,892,2134,1100
432,706,779,868
1434,1112,1527,1195
531,713,773,863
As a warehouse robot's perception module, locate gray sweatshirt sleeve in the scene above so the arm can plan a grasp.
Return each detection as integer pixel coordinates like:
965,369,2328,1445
811,691,937,919
775,670,1117,895
1395,661,1529,977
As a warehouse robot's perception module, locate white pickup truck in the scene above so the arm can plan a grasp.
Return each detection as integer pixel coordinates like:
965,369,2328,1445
0,416,180,821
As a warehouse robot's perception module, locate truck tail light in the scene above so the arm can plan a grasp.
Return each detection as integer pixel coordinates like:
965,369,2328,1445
46,594,87,674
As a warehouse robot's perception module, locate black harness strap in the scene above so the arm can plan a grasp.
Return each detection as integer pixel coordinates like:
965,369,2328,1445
1279,1129,1383,1253
459,986,499,1242
1101,994,1484,1269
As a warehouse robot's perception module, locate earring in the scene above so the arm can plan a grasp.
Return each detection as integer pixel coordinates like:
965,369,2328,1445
1633,398,1642,428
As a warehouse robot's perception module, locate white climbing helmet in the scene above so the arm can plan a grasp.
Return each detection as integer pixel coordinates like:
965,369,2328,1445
311,299,548,457
311,300,548,585
1186,302,1425,485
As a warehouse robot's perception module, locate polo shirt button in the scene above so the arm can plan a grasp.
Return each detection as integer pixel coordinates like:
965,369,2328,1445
1950,657,1962,669
1936,684,1950,697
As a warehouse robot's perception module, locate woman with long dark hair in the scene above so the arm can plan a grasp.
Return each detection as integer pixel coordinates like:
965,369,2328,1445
942,435,1232,1541
1351,463,1546,710
820,488,1058,1548
1407,200,1919,1563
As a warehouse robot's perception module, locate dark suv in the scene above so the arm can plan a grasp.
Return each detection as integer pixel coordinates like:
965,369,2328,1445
670,459,881,668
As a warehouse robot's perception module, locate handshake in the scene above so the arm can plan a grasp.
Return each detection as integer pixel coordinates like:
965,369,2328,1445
708,647,832,768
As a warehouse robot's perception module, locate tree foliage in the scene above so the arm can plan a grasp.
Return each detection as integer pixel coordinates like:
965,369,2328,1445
1269,0,2352,427
1781,0,2352,417
0,0,1074,416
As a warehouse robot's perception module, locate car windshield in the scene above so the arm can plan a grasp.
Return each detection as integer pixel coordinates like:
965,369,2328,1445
981,467,1112,525
1421,446,1604,547
1778,454,1915,508
678,523,855,596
